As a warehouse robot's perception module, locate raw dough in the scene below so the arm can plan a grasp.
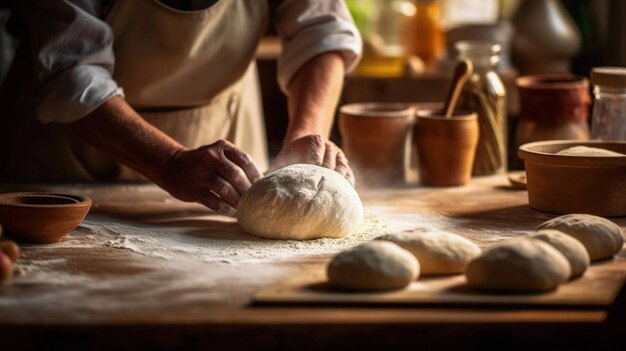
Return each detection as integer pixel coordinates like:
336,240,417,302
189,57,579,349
377,229,481,275
237,164,363,240
556,146,625,157
529,229,590,278
327,241,419,291
466,239,571,293
537,214,624,261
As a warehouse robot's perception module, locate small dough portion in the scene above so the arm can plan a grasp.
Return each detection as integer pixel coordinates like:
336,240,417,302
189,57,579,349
556,146,625,157
466,239,571,293
377,229,481,275
327,241,419,291
537,214,624,261
529,229,590,278
237,164,363,240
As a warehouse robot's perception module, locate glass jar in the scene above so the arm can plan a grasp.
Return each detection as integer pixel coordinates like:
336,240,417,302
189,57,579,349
515,73,590,148
348,0,414,77
410,0,445,71
456,41,507,175
589,67,626,140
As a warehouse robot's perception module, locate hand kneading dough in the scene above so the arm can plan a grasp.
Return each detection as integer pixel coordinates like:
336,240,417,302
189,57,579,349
466,239,570,292
327,241,419,291
237,164,363,240
556,146,625,157
537,214,624,261
529,229,590,278
377,229,481,275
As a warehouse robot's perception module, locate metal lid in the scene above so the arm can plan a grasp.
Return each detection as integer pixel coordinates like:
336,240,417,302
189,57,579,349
590,66,626,87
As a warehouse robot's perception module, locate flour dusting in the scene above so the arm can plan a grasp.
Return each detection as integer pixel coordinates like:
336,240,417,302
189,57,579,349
44,207,444,265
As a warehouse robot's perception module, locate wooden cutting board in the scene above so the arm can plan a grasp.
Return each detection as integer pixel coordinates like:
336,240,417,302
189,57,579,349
254,256,626,309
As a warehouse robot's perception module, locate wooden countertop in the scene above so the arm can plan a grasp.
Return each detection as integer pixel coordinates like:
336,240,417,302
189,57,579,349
0,176,625,349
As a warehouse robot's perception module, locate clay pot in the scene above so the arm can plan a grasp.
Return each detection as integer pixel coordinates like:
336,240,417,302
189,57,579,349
414,110,479,186
0,192,92,244
515,73,590,148
339,103,415,185
518,140,626,217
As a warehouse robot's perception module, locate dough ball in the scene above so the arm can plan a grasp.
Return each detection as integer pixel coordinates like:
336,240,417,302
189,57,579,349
327,241,419,291
529,230,590,278
537,214,624,261
466,239,571,293
377,229,481,275
237,164,363,240
556,146,625,157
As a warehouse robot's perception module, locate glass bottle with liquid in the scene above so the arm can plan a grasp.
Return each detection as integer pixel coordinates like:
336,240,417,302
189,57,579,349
410,0,445,71
348,0,414,77
589,67,626,140
456,40,507,175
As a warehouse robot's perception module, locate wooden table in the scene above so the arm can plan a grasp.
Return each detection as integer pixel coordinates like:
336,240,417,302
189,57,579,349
0,176,625,350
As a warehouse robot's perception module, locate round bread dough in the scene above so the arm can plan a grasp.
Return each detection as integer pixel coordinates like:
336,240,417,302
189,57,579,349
237,164,363,240
377,229,481,275
466,239,571,293
556,146,625,157
327,241,419,291
529,229,590,278
537,214,624,261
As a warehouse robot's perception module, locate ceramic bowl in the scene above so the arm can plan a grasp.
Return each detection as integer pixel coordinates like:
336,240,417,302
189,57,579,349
518,140,626,216
0,192,92,243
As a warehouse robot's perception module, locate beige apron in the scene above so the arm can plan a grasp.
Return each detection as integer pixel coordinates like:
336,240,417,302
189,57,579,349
110,0,269,178
4,0,269,181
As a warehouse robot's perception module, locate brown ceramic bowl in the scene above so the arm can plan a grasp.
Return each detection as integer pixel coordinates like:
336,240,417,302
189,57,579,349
518,140,626,217
0,192,92,244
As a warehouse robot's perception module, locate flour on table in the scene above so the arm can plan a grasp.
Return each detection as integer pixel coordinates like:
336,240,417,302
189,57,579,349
47,207,438,265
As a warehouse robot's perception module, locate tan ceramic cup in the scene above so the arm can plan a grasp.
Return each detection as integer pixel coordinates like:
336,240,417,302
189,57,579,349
339,103,415,185
414,109,479,186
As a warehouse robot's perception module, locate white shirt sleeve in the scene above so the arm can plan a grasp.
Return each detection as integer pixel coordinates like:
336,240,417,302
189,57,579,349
272,0,363,94
20,0,123,124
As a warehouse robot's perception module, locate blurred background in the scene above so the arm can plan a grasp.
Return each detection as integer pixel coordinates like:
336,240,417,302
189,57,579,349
0,0,624,169
256,0,626,169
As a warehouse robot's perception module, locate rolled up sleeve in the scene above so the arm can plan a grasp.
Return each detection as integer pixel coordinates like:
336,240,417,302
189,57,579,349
20,0,122,124
272,0,362,94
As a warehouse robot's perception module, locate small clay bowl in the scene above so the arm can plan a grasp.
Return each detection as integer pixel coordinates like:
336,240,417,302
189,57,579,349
518,140,626,217
0,192,92,244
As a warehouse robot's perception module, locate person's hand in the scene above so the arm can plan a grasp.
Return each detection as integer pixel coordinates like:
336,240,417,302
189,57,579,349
159,140,263,216
271,135,355,186
0,239,20,284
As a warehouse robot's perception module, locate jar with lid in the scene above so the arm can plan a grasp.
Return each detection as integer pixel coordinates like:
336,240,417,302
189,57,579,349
589,67,626,140
515,73,590,148
456,41,507,175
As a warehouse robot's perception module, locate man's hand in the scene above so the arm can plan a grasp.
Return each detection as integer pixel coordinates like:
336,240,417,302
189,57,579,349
271,134,355,186
159,140,263,215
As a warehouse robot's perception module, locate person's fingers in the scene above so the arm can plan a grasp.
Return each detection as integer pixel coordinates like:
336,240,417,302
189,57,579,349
206,175,241,208
0,241,20,263
0,252,13,283
322,142,337,170
336,151,356,186
223,145,263,183
211,141,254,194
198,188,237,217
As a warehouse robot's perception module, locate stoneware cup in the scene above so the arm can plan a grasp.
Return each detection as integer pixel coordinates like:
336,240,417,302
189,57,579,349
414,109,479,186
339,103,415,185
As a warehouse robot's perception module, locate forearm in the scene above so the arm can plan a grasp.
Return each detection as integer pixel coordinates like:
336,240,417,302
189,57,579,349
284,52,345,143
69,96,185,185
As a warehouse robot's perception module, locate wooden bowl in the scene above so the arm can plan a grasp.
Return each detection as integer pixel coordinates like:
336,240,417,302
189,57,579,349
0,192,92,244
518,140,626,217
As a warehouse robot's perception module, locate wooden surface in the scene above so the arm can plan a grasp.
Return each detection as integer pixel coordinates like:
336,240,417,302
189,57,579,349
254,261,626,308
0,176,625,349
